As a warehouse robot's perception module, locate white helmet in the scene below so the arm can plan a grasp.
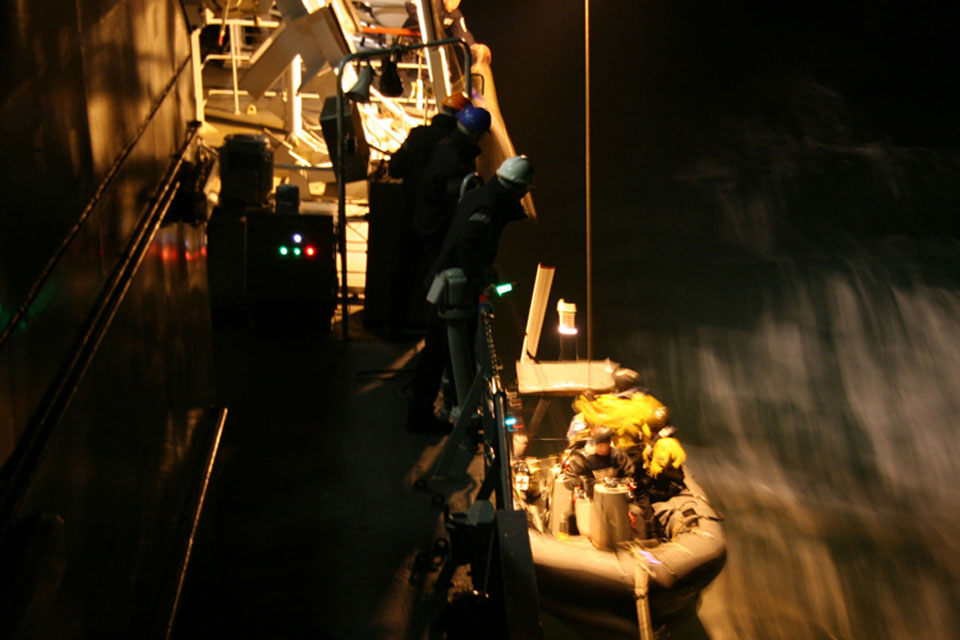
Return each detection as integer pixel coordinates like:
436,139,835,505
496,155,534,189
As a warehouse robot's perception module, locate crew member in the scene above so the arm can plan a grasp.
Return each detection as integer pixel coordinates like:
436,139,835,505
385,92,471,339
560,427,635,497
431,154,532,292
564,388,683,508
638,432,687,502
566,386,669,448
414,104,491,265
406,155,533,433
389,92,470,187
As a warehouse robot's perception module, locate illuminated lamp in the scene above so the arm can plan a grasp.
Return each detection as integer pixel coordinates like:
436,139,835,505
495,282,514,296
557,299,578,335
305,246,316,257
293,247,302,256
293,233,303,244
279,246,289,256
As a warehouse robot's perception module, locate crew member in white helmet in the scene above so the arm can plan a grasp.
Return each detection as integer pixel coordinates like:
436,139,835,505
406,155,533,433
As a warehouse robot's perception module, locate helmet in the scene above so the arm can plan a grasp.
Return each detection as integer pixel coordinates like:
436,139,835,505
650,405,669,430
613,368,641,392
442,92,471,111
456,105,491,134
495,155,534,188
592,426,614,444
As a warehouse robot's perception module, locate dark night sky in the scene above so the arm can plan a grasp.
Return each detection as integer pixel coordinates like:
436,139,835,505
466,0,960,359
468,0,588,345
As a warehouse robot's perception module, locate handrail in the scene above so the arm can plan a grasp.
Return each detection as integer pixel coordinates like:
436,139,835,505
0,53,193,353
161,406,228,640
0,123,200,534
360,26,420,37
481,304,514,511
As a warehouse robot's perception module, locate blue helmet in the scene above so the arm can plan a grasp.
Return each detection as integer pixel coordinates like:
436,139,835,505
456,105,491,134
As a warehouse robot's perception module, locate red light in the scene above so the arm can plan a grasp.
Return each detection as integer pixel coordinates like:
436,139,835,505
305,246,316,257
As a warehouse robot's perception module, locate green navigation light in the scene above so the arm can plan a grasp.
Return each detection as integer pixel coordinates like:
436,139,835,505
293,247,302,256
279,246,289,256
495,283,514,296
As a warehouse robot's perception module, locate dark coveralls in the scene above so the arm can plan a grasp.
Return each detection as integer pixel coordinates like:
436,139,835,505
414,127,482,265
561,445,652,536
409,178,526,416
561,447,636,497
389,113,458,212
386,112,458,332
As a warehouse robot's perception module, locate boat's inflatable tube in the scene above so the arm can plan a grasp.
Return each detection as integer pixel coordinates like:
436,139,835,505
529,470,726,626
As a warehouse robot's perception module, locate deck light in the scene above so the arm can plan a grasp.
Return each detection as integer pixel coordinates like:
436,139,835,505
346,64,373,103
558,299,578,335
378,53,404,97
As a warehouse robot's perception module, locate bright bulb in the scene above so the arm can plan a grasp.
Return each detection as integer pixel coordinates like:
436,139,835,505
279,246,289,256
293,234,303,244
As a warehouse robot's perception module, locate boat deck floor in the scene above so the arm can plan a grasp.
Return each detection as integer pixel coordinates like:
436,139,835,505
171,312,482,639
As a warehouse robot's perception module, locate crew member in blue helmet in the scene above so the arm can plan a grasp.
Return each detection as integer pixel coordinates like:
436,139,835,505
414,104,491,265
384,92,471,339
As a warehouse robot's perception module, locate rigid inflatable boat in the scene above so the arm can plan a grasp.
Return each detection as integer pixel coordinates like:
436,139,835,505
512,453,726,635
